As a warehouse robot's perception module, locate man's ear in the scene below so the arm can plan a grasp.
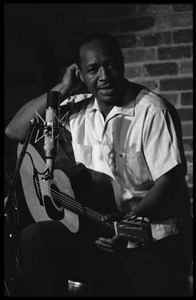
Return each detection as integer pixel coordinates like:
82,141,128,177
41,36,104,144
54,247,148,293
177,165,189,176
77,67,85,83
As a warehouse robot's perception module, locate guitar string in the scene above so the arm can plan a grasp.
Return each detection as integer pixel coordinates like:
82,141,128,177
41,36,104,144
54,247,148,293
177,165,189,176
35,179,113,230
35,179,103,220
34,179,113,229
33,180,147,244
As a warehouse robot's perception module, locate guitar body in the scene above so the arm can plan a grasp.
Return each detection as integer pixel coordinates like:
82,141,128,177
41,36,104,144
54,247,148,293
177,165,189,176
17,142,79,233
17,128,152,247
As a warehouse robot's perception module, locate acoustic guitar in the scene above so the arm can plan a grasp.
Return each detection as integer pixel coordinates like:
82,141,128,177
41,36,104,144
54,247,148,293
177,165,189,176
17,136,153,248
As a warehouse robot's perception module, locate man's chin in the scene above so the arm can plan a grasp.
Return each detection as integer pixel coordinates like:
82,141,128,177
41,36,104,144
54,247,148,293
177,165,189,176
97,89,118,102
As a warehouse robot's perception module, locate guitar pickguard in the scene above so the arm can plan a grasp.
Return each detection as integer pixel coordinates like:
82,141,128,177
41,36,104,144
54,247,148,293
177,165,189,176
17,142,79,233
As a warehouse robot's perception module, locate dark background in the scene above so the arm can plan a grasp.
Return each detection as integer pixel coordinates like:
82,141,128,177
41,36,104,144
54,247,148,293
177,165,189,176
4,3,193,215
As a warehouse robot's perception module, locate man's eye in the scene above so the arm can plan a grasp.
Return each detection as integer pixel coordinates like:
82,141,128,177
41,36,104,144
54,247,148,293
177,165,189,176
108,62,116,69
88,68,97,74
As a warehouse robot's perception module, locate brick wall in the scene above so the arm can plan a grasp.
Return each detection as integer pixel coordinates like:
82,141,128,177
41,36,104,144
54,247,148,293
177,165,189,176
4,4,193,213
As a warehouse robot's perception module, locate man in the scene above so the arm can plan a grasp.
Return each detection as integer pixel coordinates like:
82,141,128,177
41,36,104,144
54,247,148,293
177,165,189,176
5,32,192,296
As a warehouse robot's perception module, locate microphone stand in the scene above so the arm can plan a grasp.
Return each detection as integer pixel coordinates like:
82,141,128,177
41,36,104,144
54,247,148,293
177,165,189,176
4,118,37,212
4,117,39,296
4,101,66,295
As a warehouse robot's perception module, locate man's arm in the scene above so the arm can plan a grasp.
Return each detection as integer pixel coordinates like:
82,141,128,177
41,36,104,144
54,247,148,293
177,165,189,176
131,164,190,220
96,165,190,252
5,64,85,143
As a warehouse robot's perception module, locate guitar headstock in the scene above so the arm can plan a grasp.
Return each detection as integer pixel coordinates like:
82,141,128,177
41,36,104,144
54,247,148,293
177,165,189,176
114,214,153,248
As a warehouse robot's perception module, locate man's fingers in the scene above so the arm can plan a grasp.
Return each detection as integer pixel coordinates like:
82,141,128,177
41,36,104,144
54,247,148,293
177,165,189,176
101,212,124,222
95,239,114,253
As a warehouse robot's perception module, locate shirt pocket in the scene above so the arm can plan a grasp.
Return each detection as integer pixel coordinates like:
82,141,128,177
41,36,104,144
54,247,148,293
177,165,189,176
71,142,93,169
116,150,153,189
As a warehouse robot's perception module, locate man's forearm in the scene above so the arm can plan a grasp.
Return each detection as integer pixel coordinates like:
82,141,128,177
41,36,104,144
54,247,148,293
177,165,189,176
132,170,184,220
5,82,69,143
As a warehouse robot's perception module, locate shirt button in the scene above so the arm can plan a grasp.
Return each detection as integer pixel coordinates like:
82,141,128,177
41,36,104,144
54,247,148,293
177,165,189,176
120,153,126,158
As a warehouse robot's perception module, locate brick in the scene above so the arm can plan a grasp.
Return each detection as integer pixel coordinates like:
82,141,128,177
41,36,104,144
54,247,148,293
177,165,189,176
185,154,193,166
116,34,136,49
181,92,193,105
179,61,193,74
124,48,156,63
155,15,173,30
186,170,193,186
158,46,192,60
172,11,193,27
156,11,192,29
185,174,193,188
136,80,158,91
182,122,193,137
173,29,193,44
185,162,193,187
120,16,154,32
160,77,192,91
177,108,193,121
183,138,193,151
136,4,173,15
159,93,179,106
137,31,172,47
143,62,178,76
124,65,142,78
172,4,193,12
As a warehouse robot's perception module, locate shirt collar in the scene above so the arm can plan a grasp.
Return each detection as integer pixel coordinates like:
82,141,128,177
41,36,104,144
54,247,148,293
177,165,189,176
89,97,135,117
60,93,93,106
61,93,135,117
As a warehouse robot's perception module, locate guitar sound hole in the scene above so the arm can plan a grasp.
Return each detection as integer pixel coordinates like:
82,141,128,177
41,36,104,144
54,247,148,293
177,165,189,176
43,184,64,220
50,184,62,209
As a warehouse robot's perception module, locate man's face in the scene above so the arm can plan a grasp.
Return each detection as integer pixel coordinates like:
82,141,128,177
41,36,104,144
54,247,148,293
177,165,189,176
79,40,125,105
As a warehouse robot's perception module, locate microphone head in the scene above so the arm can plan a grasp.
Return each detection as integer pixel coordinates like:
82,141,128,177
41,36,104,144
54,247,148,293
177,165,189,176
47,91,61,110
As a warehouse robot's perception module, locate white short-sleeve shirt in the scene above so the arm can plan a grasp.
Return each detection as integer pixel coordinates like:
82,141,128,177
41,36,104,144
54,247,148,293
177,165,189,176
61,87,187,214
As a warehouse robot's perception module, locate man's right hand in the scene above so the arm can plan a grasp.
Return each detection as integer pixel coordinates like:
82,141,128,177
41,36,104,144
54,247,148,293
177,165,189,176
61,63,88,97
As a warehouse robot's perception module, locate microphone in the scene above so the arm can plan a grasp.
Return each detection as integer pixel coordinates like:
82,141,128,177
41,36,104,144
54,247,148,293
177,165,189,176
43,91,60,180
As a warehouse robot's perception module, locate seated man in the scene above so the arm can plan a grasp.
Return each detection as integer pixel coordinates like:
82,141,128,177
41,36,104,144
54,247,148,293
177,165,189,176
5,32,193,296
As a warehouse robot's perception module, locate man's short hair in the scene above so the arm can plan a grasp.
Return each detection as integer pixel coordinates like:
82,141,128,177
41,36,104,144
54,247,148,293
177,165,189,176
76,32,123,68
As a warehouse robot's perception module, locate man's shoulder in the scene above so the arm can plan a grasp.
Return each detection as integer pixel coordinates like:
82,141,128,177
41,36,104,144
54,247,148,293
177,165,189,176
136,88,173,115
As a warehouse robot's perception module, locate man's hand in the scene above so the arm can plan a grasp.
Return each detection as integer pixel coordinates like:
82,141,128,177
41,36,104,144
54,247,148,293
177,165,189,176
95,235,127,253
61,63,88,97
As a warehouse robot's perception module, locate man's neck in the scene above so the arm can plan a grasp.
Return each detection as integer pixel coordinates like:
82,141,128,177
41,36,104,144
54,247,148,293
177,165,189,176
99,104,114,119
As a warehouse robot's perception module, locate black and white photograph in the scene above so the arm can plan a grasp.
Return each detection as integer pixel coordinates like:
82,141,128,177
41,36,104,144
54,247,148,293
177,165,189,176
4,3,193,297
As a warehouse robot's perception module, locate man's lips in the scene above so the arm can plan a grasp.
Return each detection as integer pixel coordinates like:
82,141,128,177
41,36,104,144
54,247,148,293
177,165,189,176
98,84,114,90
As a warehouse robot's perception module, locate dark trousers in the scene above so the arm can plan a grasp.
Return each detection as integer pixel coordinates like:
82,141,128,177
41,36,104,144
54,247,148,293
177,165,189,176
20,220,192,296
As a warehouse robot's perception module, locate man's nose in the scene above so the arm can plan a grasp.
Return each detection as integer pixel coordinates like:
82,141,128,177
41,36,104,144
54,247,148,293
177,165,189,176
99,66,108,80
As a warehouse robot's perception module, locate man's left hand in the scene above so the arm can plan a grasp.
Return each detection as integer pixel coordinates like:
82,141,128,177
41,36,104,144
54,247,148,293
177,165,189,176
95,235,127,253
